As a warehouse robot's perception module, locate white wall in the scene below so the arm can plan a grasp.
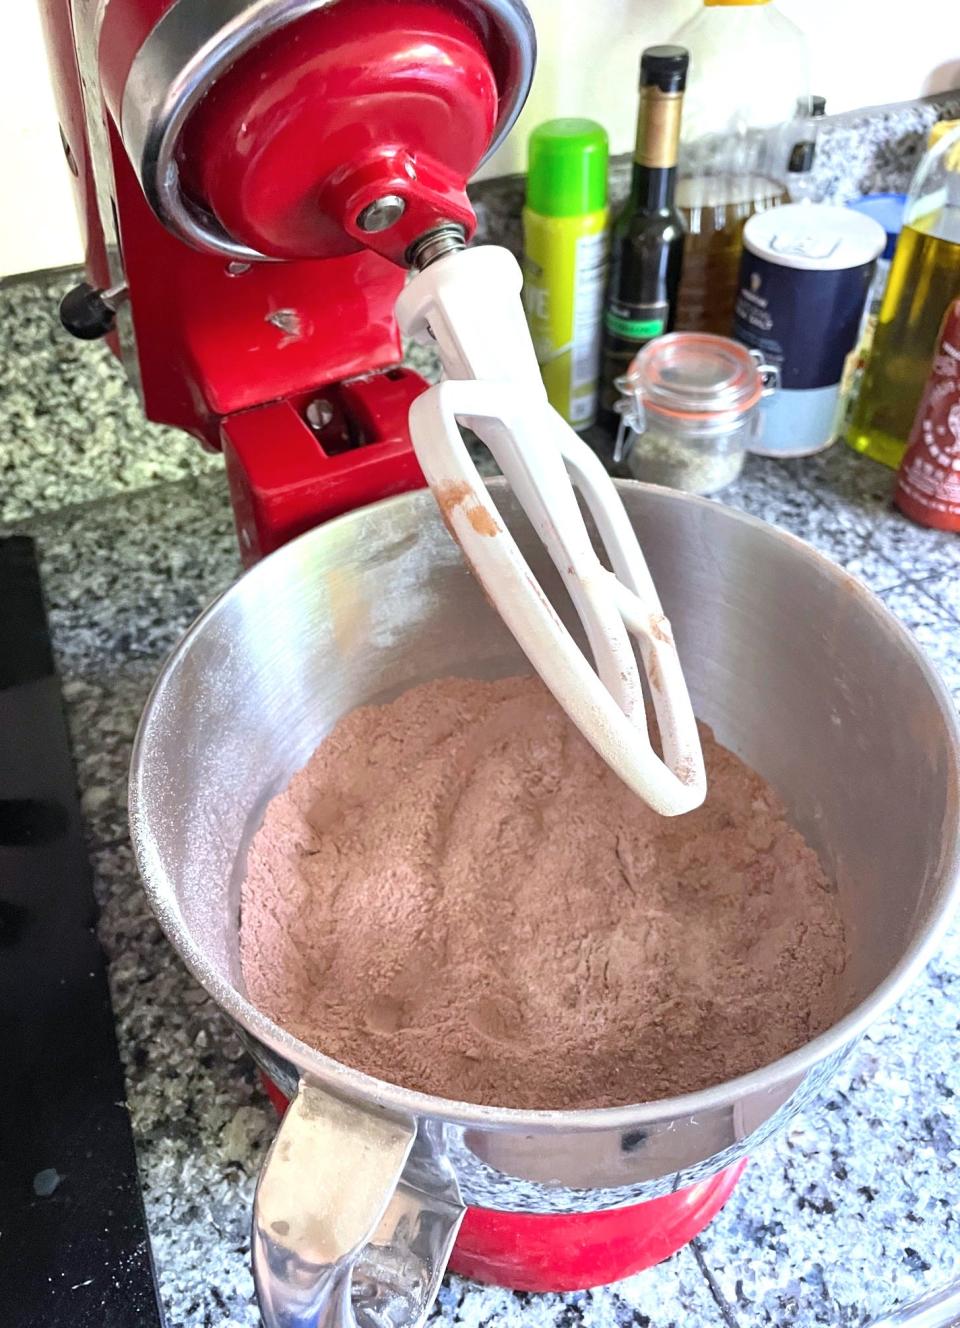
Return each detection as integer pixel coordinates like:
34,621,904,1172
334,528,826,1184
3,0,959,277
477,0,960,179
1,5,82,277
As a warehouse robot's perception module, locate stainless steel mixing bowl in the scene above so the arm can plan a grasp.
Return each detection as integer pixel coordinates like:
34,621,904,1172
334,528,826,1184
130,481,960,1328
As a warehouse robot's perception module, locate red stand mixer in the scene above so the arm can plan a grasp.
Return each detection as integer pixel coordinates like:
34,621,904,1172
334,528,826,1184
40,0,531,560
40,0,743,1302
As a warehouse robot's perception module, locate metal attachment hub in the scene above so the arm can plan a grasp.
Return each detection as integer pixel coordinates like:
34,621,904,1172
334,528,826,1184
407,223,467,270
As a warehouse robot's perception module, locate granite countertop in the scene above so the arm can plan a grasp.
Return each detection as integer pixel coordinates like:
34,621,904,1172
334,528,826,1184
3,264,960,1328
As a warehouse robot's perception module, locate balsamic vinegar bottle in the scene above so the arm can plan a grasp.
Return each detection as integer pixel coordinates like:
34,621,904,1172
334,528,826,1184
600,45,689,424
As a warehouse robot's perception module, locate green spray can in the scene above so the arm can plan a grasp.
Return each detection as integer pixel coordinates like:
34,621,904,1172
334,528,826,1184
522,119,609,430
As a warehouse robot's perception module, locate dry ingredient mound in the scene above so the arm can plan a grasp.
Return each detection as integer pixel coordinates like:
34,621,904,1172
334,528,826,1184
240,675,848,1110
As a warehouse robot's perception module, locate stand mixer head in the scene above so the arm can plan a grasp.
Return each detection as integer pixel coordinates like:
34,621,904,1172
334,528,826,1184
40,0,534,492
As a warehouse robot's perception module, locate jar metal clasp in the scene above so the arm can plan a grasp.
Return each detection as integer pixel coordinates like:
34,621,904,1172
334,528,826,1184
613,371,646,464
746,350,780,444
748,349,781,396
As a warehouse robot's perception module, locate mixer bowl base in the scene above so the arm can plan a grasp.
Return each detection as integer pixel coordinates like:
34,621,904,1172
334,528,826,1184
448,1162,746,1292
261,1075,745,1293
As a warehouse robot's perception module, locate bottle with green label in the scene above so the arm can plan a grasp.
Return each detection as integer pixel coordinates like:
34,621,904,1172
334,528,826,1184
600,46,689,426
522,119,609,430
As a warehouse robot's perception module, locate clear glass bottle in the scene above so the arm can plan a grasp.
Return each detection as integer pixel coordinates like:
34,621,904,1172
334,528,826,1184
846,120,960,469
786,95,826,203
669,0,809,336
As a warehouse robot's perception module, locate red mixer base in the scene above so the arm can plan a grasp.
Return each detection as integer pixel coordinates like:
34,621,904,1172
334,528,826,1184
447,1163,746,1292
261,1075,745,1293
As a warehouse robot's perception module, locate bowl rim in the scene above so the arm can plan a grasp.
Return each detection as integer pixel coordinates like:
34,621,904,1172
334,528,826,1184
129,479,960,1133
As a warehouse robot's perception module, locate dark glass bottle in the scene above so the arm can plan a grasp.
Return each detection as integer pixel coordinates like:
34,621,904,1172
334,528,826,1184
600,45,689,425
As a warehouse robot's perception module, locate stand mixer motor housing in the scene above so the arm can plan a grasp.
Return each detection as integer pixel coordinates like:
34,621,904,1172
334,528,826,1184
39,0,532,559
40,0,744,1299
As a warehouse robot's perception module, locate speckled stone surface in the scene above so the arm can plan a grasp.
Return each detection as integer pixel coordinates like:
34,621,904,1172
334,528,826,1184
3,100,960,1327
808,94,960,206
0,275,221,523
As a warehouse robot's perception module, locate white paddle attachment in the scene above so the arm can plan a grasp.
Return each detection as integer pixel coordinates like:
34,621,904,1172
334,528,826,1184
396,246,705,817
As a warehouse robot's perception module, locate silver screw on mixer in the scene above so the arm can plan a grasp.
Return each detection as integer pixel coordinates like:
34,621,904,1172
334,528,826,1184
305,399,334,431
356,195,407,233
406,222,467,271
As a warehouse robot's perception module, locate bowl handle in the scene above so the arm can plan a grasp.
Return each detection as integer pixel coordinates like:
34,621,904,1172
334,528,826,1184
253,1079,465,1327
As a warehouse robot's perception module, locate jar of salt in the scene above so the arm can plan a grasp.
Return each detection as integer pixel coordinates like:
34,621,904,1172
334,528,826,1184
614,333,778,495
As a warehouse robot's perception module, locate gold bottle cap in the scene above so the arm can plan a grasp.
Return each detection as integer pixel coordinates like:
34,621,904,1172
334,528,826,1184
635,88,684,169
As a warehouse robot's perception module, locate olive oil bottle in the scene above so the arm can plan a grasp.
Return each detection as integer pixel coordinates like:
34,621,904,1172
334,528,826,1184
599,46,689,423
667,0,808,336
674,173,788,336
847,121,960,468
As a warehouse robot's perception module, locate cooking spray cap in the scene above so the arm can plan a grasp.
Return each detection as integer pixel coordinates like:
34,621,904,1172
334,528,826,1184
526,119,608,218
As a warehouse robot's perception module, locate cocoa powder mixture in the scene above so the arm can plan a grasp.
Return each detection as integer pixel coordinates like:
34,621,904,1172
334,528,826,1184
240,676,848,1109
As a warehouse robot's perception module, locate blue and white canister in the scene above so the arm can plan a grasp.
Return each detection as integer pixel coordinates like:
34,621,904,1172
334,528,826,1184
734,203,886,457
